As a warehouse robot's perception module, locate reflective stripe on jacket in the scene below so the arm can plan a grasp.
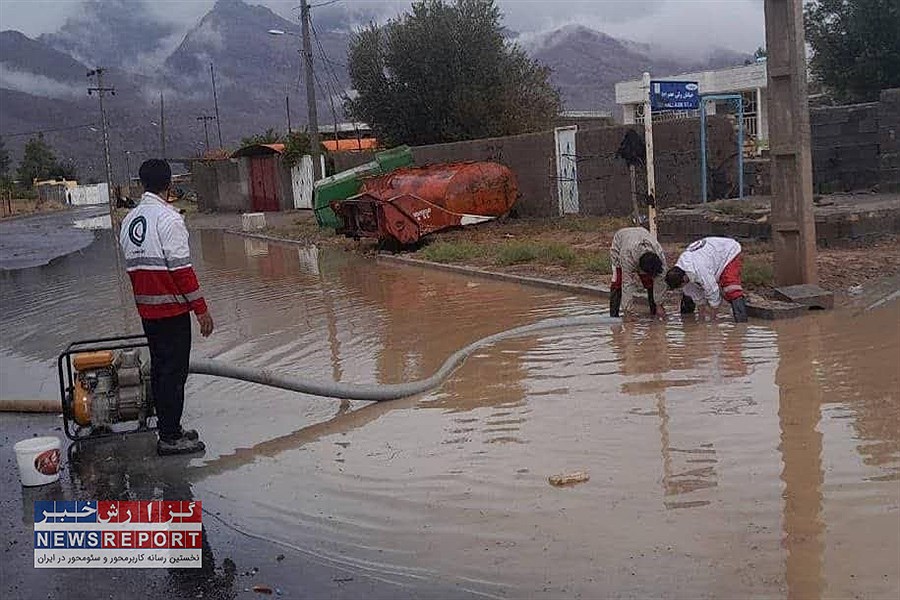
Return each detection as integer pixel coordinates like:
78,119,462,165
675,237,741,308
119,192,208,320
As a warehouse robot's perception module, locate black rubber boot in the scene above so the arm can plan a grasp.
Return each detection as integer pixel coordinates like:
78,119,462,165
158,434,206,456
609,288,622,318
647,289,657,316
680,294,696,315
731,296,749,323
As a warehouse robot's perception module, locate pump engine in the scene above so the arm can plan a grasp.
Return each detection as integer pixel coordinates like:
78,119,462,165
59,336,155,441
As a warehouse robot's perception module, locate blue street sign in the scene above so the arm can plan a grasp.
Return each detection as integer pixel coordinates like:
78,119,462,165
650,80,700,111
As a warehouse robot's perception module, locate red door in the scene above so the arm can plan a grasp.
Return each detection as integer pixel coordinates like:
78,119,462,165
249,156,280,211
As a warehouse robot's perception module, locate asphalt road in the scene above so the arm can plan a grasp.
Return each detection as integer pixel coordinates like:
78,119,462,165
0,207,106,271
1,414,481,600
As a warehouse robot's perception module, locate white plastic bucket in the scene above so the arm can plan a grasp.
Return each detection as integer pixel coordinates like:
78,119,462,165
14,436,62,487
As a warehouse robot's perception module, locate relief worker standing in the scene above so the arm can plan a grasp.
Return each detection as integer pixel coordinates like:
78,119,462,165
119,159,214,456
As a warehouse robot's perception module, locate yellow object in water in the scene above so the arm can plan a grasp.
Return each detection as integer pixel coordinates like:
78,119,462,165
549,471,590,487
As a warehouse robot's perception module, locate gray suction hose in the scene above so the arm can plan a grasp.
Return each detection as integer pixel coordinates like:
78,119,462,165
189,315,620,401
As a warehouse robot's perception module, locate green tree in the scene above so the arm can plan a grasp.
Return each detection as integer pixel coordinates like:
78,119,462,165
0,136,10,178
53,158,78,180
16,134,59,187
346,0,560,146
239,128,282,148
805,0,900,102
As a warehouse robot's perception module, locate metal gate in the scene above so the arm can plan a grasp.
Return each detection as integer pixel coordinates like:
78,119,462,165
290,155,314,209
554,126,579,215
249,156,279,212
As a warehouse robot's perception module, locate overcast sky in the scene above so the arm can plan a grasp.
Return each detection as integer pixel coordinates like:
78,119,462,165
0,0,766,55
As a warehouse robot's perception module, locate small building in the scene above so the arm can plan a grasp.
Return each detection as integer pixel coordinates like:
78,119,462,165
34,179,77,204
615,62,769,147
193,144,314,213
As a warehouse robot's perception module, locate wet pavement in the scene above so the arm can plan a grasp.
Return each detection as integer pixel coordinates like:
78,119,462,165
1,221,899,599
0,206,107,271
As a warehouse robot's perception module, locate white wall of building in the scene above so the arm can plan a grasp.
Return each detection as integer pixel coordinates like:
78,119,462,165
68,183,110,206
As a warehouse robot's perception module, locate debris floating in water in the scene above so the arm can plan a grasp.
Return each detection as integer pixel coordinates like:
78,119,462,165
549,471,590,487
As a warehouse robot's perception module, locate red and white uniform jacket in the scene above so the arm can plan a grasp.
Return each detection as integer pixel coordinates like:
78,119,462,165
675,237,741,308
119,192,208,320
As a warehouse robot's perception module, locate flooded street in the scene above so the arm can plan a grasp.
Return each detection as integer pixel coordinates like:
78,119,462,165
1,228,898,599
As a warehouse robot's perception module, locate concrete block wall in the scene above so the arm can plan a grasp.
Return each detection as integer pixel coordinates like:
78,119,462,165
411,130,558,217
333,151,376,174
810,101,881,192
879,88,900,192
195,159,251,213
407,118,737,217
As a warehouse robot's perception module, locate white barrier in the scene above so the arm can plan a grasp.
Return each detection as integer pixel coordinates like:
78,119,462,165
68,183,110,206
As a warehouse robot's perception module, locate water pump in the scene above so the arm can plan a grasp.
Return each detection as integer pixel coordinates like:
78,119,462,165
58,335,155,441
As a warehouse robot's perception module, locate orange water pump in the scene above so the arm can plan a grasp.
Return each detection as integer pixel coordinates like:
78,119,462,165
59,335,155,441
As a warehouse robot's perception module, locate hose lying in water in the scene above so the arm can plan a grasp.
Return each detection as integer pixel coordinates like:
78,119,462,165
188,314,620,401
0,399,61,413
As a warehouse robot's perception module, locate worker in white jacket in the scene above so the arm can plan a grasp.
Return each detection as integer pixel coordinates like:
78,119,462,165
609,227,668,320
664,237,748,323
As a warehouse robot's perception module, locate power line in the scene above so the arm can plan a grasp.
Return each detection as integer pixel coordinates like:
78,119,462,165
309,0,343,8
310,18,352,105
2,123,98,138
310,66,341,142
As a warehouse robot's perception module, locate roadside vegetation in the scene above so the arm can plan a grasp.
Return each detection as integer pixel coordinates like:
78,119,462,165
0,197,67,220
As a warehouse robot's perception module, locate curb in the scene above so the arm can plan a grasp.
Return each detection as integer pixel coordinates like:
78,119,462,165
222,228,811,320
376,253,611,296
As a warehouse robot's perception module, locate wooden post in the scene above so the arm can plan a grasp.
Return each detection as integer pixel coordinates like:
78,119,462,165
642,72,658,237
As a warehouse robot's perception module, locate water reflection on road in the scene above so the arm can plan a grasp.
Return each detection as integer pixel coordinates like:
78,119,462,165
1,230,897,598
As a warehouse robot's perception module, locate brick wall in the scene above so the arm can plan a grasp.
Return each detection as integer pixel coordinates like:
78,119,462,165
810,101,881,193
879,88,900,192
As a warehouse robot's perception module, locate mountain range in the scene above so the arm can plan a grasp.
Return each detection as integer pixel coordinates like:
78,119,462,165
0,0,749,182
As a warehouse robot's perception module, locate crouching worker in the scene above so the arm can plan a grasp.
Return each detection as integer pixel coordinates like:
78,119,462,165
609,227,668,320
664,236,748,323
120,159,215,456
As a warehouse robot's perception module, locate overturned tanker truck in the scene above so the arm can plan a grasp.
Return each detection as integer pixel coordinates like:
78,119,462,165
331,161,518,246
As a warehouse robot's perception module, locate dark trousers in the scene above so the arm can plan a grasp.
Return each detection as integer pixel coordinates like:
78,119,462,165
142,312,192,441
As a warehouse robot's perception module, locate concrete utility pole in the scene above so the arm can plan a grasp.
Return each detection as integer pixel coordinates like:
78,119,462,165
87,67,115,219
286,95,292,134
123,150,131,185
300,0,322,180
159,91,167,159
210,63,223,148
197,115,216,151
764,0,818,285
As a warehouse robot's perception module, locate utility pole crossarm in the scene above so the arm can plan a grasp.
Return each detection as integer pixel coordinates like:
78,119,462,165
197,115,216,151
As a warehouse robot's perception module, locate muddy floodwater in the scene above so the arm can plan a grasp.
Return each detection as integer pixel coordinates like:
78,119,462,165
1,229,898,599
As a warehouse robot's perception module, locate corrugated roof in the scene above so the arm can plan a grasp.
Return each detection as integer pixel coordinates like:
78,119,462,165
322,138,379,152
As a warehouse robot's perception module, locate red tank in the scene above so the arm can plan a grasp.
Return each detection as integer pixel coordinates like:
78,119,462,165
331,162,518,246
